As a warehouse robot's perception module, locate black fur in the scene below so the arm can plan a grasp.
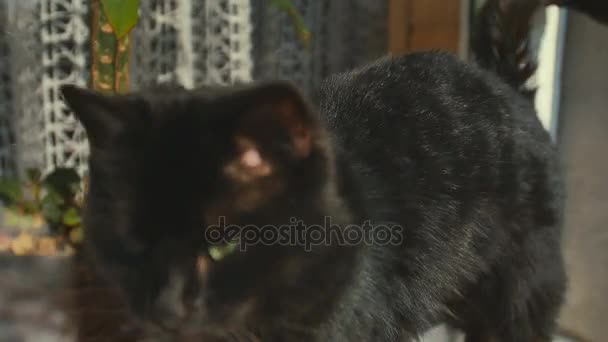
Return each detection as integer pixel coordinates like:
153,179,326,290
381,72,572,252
471,0,541,99
61,1,566,341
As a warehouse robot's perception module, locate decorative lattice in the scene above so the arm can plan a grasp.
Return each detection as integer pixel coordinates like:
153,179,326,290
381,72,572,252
251,0,322,93
130,0,180,89
201,0,253,85
8,0,89,177
0,2,15,177
251,0,388,95
335,0,388,71
132,0,253,89
1,0,385,177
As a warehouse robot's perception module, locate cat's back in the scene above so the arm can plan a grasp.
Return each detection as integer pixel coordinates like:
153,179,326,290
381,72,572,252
317,51,561,224
318,50,554,166
318,51,546,144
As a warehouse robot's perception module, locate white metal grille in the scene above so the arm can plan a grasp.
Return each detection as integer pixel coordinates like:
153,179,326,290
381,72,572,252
131,0,253,89
251,0,387,95
0,2,15,177
131,0,180,89
202,0,253,85
7,0,89,176
1,0,385,176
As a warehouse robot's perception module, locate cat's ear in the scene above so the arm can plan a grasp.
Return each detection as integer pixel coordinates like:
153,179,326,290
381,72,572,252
230,81,318,161
61,85,137,146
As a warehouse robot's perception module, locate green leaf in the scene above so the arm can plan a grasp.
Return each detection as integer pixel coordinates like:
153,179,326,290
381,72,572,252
269,0,293,10
268,0,310,48
101,0,140,39
208,241,239,262
291,13,310,48
17,214,35,231
26,168,42,184
62,207,81,227
43,168,81,198
41,190,64,223
0,179,23,204
22,200,39,214
3,207,21,227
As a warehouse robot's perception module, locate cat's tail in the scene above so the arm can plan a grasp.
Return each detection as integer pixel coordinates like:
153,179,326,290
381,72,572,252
471,0,543,98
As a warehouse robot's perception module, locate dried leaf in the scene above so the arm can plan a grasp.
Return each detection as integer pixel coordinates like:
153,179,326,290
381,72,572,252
69,227,84,244
11,233,35,256
0,234,12,252
38,237,58,256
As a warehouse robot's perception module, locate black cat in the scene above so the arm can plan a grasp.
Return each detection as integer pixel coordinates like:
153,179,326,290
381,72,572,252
61,0,566,341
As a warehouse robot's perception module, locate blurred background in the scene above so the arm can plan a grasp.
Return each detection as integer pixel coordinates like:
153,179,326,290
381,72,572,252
0,0,606,341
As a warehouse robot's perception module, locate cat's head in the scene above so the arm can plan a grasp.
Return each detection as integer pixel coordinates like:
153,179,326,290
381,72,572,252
61,82,357,339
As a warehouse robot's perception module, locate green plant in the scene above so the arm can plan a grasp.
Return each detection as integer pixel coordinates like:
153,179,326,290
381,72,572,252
0,168,85,246
0,0,309,256
269,0,310,48
90,0,139,94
